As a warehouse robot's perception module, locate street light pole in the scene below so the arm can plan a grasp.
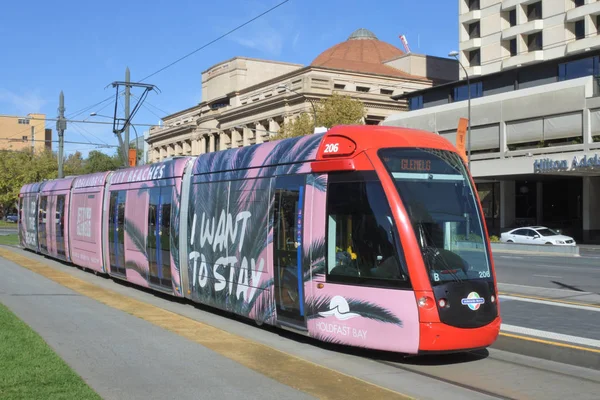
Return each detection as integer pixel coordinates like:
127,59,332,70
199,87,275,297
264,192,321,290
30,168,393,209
449,51,471,171
276,84,317,133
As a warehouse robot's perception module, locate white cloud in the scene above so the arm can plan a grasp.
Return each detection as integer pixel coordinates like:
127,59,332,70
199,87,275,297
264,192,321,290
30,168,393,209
230,25,284,56
292,32,300,49
0,88,47,114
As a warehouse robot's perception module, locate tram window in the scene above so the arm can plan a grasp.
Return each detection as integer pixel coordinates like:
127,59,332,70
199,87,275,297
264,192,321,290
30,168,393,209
326,178,408,287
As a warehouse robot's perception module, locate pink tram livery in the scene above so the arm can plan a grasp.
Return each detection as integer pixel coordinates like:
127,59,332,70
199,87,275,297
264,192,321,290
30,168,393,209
17,125,501,354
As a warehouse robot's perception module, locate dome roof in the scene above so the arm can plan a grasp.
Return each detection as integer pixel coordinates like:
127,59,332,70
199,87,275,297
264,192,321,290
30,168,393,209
310,28,416,78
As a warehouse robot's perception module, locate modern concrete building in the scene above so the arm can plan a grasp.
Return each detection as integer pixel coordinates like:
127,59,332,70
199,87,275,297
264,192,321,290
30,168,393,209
0,113,52,153
383,0,600,243
458,0,600,78
147,28,457,162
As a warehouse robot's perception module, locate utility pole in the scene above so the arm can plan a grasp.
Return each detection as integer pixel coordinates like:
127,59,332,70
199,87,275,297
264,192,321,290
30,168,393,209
57,91,66,178
124,67,131,166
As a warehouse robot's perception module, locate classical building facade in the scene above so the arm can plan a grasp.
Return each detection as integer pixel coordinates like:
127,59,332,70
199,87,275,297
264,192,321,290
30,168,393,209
147,28,458,162
0,113,51,153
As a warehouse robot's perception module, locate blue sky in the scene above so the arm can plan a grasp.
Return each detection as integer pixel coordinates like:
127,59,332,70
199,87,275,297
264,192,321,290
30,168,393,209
0,0,457,158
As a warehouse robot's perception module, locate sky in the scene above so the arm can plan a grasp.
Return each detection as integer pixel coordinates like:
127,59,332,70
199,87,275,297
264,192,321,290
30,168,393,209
0,0,458,158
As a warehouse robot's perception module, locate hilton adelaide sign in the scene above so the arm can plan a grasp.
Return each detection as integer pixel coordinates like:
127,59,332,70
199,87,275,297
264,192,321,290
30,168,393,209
534,154,600,173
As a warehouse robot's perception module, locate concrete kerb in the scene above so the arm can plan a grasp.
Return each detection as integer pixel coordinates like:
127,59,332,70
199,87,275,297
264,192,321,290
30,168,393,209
490,242,580,257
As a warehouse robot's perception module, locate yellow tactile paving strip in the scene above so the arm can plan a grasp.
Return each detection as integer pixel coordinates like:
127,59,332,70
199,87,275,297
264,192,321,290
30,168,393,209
0,248,413,400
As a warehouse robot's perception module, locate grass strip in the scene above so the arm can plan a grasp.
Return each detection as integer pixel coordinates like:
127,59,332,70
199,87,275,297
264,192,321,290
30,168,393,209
0,302,101,400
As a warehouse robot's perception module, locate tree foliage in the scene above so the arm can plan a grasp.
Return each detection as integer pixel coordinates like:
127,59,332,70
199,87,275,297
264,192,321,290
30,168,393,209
0,150,58,215
274,93,366,140
0,149,123,216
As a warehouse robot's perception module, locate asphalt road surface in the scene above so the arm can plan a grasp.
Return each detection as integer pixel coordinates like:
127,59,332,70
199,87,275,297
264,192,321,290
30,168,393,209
494,252,600,294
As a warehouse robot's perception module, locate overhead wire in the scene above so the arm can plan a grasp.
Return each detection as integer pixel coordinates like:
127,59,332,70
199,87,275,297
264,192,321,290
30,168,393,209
137,0,291,83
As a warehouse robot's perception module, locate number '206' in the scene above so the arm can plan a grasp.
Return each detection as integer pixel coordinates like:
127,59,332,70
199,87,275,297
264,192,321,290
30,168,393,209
324,143,339,153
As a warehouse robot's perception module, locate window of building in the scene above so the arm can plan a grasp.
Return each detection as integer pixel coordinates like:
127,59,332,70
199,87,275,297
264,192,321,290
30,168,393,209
469,21,480,39
469,49,481,66
510,38,517,56
380,88,394,95
467,0,480,12
527,2,542,21
18,119,29,125
509,9,517,27
574,0,584,7
453,82,483,101
326,172,409,287
558,56,600,81
527,32,543,51
575,19,585,40
356,86,370,92
408,95,423,110
204,136,209,153
334,83,346,90
22,136,27,141
214,134,220,151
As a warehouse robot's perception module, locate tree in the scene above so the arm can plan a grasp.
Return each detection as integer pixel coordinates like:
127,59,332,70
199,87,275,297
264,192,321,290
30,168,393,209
83,150,122,174
0,150,57,215
63,151,85,176
274,93,366,140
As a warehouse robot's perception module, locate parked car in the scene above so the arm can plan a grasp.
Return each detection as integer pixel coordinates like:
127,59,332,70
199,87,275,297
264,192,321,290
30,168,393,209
4,214,17,223
500,226,576,246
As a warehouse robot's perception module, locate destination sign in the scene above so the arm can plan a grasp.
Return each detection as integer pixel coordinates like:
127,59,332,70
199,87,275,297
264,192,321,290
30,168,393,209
400,159,431,172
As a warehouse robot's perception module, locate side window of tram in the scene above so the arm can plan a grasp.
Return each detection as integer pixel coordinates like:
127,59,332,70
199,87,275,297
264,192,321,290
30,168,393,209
326,179,406,283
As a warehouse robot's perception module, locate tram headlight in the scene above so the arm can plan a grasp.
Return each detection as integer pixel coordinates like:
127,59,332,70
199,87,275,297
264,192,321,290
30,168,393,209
491,295,496,303
418,296,434,309
438,298,448,308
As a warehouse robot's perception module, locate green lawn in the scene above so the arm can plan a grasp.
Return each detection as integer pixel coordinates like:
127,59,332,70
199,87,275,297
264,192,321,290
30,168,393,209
0,235,19,246
0,220,17,228
0,302,101,400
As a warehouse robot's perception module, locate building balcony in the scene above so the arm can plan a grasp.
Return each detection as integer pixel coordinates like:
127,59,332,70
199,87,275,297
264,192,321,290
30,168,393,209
566,35,600,55
460,38,482,51
501,19,543,40
566,2,600,22
466,66,482,77
501,0,527,11
502,50,544,69
460,10,481,25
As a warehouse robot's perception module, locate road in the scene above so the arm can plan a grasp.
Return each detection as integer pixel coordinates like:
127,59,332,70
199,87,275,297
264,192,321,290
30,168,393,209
1,246,599,400
494,252,600,294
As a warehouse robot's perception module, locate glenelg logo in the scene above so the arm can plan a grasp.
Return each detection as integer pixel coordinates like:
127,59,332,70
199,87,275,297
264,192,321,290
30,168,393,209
318,295,360,320
461,292,485,311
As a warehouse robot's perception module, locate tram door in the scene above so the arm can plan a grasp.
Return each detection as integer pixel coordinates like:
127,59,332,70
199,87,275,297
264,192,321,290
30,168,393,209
55,195,66,259
273,175,306,328
109,191,127,277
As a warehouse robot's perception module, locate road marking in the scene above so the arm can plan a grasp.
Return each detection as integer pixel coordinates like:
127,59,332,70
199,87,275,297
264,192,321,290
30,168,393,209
0,248,413,400
501,324,600,351
533,274,562,278
499,294,600,311
498,283,592,295
496,255,524,259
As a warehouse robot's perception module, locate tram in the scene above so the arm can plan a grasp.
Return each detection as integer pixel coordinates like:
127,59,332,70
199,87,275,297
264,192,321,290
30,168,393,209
18,125,500,354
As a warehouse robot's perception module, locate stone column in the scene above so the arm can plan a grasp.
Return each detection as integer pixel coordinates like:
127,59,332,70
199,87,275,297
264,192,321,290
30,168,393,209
254,122,266,144
268,118,281,142
219,131,231,150
231,128,243,148
500,180,516,230
242,125,255,146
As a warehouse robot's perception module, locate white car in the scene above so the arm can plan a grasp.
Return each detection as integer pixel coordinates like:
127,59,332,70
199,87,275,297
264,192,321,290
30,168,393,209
500,226,576,246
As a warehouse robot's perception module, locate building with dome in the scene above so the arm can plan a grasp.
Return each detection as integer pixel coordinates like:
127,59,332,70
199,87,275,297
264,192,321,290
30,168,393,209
146,28,457,162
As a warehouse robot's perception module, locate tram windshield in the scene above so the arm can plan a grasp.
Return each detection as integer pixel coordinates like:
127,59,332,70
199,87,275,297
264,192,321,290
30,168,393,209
379,148,492,286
